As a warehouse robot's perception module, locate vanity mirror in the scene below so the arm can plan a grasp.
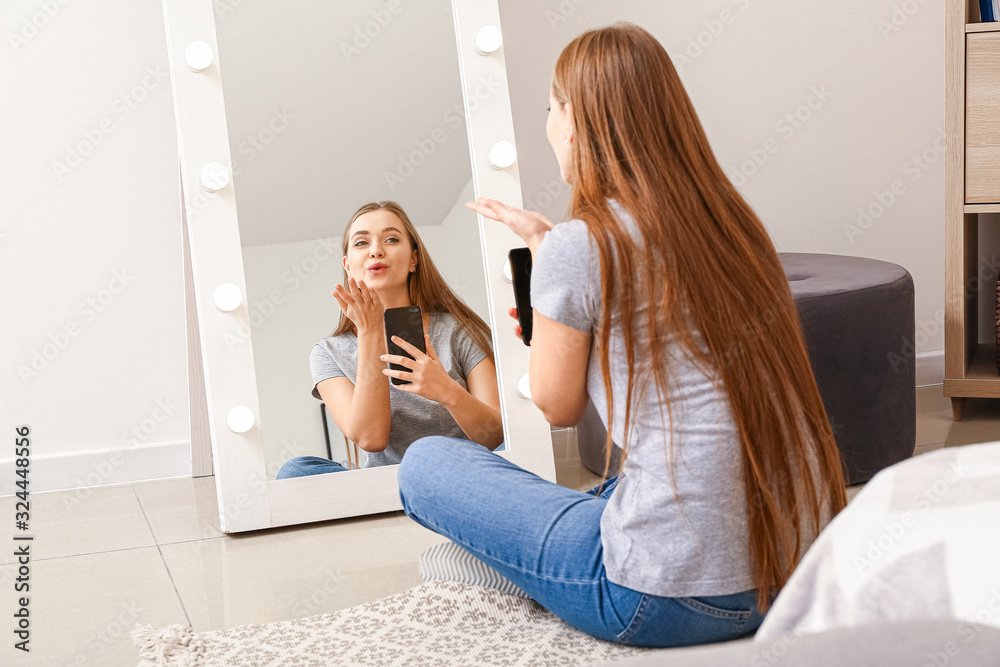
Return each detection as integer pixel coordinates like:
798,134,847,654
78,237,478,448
161,0,556,531
217,1,494,481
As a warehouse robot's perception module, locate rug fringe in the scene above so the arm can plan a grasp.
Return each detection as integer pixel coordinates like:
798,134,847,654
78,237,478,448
132,622,207,666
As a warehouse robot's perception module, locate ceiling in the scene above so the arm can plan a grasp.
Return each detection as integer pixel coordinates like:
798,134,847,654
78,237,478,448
215,0,472,247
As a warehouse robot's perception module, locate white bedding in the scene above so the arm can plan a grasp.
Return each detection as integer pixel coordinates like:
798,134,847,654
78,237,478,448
756,441,1000,642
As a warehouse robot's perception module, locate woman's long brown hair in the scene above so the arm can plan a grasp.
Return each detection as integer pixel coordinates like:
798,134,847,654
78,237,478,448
553,24,846,610
331,201,493,363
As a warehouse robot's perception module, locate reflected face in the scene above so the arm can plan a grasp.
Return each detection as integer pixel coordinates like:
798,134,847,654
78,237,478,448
342,209,417,289
547,88,574,185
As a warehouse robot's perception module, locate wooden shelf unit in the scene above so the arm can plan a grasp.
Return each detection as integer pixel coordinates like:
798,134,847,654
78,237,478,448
964,203,1000,212
967,22,1000,33
944,343,1000,394
946,1,1000,420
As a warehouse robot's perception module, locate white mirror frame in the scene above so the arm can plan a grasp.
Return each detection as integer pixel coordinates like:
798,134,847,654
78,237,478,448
161,0,556,532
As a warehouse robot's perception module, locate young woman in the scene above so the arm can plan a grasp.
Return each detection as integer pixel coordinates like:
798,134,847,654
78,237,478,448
276,201,503,478
397,24,847,648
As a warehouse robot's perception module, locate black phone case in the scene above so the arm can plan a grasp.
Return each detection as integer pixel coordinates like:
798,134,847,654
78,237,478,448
383,306,425,385
508,248,533,346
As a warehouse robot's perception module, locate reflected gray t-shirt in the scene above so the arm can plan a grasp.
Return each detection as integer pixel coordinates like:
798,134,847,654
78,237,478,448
530,201,760,598
309,312,489,468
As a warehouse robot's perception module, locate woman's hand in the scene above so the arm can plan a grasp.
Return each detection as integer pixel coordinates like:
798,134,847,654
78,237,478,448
507,307,528,345
381,335,461,405
466,198,553,253
332,276,384,336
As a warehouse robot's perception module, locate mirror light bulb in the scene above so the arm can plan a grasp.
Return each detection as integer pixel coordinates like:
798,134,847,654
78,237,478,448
214,283,243,312
501,259,513,283
487,141,517,170
185,41,214,72
515,373,532,400
475,25,503,55
201,162,230,192
227,406,255,433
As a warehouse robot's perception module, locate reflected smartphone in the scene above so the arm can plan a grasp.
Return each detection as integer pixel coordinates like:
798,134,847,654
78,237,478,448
383,305,425,385
508,247,533,346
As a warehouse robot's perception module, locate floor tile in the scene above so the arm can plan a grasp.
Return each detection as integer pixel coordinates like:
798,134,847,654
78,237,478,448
0,546,185,667
555,457,607,493
550,428,575,461
912,442,945,457
132,475,225,546
845,484,864,504
915,385,954,447
159,510,449,632
917,387,1000,449
944,398,1000,448
0,484,154,565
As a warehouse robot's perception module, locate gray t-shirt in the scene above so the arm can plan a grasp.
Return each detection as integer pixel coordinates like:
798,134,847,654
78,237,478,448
530,200,759,598
310,312,489,468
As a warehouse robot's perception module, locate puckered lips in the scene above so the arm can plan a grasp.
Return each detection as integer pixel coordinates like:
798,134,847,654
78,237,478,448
366,261,388,276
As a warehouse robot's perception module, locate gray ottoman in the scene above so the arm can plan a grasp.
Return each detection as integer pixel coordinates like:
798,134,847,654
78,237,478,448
577,253,916,487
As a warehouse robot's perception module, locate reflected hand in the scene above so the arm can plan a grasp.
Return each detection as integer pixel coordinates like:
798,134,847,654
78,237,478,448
381,335,460,404
332,276,384,336
466,198,553,253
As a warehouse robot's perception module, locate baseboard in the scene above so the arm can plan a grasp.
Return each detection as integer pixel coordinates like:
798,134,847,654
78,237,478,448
0,439,192,496
916,349,944,387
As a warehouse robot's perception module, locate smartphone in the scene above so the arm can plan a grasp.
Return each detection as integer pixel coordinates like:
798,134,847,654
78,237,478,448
383,305,426,385
508,247,533,346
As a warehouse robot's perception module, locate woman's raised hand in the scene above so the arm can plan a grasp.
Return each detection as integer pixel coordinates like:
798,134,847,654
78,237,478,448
332,276,384,335
466,198,553,253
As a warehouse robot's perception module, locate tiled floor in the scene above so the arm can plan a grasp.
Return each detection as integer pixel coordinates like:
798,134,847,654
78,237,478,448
1,386,998,666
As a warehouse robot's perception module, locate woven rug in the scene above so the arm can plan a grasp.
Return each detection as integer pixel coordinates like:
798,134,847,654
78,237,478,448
132,580,655,666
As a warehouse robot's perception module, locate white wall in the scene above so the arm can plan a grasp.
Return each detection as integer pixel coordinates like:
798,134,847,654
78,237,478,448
500,0,947,366
2,0,951,493
412,179,490,322
0,0,189,494
240,236,344,476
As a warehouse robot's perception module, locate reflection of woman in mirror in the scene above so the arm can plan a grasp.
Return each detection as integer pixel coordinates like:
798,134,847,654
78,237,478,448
398,24,847,648
276,201,502,478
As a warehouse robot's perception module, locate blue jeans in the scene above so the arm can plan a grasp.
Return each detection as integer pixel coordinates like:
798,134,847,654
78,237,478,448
397,436,766,648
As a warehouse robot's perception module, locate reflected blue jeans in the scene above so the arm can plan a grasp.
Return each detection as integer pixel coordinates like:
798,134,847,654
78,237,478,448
397,436,767,648
276,456,349,479
276,442,507,479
